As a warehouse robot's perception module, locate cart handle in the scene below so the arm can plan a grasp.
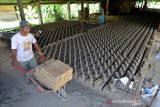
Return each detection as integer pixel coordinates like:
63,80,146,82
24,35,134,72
15,64,33,75
15,64,45,92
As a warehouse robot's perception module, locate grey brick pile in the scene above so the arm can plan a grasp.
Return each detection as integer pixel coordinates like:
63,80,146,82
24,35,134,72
41,13,160,99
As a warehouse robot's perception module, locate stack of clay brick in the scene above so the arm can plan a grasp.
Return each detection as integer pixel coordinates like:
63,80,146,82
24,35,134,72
34,59,73,91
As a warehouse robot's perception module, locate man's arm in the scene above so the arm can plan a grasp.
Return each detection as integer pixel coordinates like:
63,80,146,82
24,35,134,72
12,49,17,66
33,43,43,56
33,43,45,62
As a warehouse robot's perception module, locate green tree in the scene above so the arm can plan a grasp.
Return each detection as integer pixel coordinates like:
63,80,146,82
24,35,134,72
53,4,63,21
41,4,63,23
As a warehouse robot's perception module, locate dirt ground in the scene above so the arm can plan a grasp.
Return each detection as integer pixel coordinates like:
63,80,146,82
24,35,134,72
0,39,142,107
0,25,160,107
0,41,107,107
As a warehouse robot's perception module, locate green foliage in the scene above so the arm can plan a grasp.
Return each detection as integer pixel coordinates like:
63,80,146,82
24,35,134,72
53,4,63,21
23,5,38,20
41,4,63,23
135,0,160,8
136,0,160,1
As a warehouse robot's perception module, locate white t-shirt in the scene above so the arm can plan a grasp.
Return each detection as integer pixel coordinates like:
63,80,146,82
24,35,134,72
11,32,36,62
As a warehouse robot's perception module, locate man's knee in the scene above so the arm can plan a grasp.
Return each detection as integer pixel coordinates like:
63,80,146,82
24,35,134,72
29,57,37,70
18,62,28,71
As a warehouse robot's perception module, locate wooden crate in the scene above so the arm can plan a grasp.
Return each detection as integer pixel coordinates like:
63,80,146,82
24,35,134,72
34,59,73,91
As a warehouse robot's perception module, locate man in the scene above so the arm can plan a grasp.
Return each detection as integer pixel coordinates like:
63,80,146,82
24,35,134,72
99,8,105,25
99,8,107,33
11,20,43,83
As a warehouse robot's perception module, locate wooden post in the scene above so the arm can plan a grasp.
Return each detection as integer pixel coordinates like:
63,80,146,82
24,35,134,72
129,0,131,12
106,0,109,15
106,0,109,23
81,0,84,22
87,1,89,9
86,1,89,22
17,0,25,20
99,2,101,10
119,0,123,20
67,1,71,21
37,0,43,24
143,0,147,9
14,6,19,19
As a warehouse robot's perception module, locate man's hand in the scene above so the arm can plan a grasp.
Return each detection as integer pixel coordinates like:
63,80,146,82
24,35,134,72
33,43,45,62
38,51,45,62
34,43,43,57
40,53,46,63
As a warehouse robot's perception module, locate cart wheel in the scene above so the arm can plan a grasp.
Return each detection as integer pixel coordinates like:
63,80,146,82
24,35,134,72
57,87,68,100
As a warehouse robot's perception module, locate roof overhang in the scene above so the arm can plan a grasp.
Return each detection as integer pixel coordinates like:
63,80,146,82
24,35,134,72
0,0,102,5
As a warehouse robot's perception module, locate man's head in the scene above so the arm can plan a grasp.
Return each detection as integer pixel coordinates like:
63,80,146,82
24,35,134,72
19,20,31,36
100,8,104,15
